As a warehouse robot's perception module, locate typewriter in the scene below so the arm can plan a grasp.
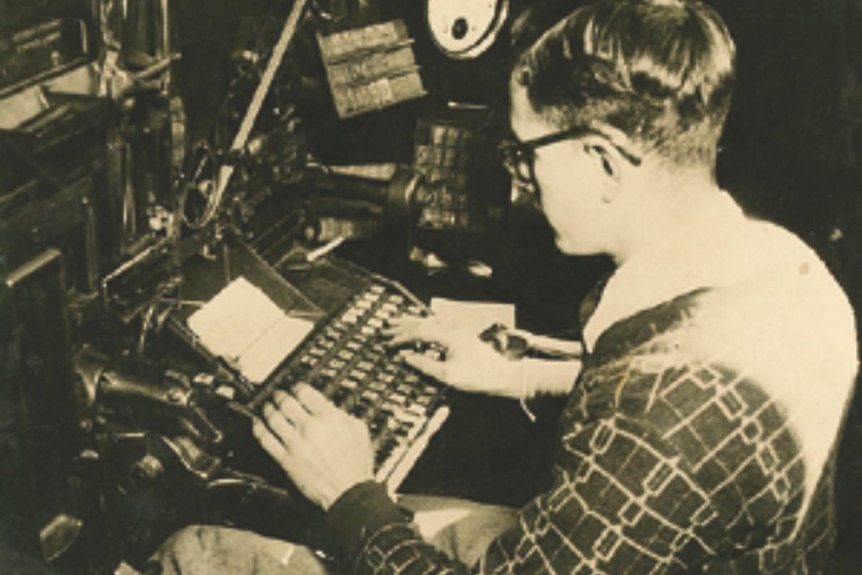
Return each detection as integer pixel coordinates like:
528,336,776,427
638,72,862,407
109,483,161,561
245,279,448,486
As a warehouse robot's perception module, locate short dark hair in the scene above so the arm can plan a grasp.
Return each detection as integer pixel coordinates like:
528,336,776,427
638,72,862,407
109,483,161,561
514,0,736,165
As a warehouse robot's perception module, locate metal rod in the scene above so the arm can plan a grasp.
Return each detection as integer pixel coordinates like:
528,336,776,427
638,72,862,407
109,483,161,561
190,0,309,230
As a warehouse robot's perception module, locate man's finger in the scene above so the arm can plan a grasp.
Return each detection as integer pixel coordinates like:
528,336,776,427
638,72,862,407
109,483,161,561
382,317,426,346
253,417,292,459
293,384,336,416
385,332,427,348
401,351,449,384
386,323,453,350
380,317,422,338
261,402,301,444
273,390,313,426
255,420,301,476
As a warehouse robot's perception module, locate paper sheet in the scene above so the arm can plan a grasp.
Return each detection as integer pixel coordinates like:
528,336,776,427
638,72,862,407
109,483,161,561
188,277,313,383
429,297,515,330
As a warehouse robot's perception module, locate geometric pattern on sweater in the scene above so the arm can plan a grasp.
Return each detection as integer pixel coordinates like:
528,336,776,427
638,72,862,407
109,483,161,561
351,290,837,575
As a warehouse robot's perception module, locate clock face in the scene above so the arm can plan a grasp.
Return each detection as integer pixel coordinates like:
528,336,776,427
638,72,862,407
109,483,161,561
426,0,509,59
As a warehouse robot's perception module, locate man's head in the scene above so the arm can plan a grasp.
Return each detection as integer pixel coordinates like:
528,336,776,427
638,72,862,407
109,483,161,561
513,0,736,166
505,0,737,258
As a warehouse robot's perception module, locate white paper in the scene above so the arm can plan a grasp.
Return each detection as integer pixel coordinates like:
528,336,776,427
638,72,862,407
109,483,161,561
429,297,515,330
236,313,314,383
188,277,313,383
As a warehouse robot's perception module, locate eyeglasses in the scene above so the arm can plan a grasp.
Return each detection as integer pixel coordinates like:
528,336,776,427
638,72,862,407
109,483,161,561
499,126,643,197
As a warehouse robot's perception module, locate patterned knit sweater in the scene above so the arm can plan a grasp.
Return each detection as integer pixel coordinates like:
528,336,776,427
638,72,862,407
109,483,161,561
327,272,855,575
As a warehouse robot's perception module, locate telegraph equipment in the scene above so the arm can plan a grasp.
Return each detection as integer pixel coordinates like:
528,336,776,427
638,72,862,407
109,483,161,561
409,107,510,269
426,0,509,59
0,0,522,572
183,0,308,232
317,20,426,118
0,18,90,95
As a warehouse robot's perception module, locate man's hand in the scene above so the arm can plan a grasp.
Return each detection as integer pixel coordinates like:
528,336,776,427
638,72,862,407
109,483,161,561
384,317,529,398
385,317,583,399
253,386,373,510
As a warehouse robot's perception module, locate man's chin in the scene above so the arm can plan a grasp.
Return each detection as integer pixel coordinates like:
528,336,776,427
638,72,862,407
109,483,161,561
553,234,575,253
554,236,596,257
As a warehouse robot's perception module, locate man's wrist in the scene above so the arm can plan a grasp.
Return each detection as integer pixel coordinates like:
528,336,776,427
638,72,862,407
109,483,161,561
518,358,580,397
324,481,409,562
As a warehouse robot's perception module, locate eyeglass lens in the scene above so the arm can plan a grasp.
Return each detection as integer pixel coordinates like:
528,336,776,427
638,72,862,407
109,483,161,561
502,144,535,187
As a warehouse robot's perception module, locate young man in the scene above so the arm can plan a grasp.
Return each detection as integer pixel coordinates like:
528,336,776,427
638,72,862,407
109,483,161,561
155,0,858,573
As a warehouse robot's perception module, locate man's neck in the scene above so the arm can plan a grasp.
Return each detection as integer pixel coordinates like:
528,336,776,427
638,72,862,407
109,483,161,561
611,165,723,265
581,183,746,352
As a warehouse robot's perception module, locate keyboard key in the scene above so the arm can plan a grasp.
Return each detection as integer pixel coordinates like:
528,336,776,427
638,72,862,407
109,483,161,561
406,403,427,416
397,383,413,396
319,368,339,380
386,416,402,431
341,378,359,390
395,410,423,425
364,288,383,300
341,311,362,324
421,383,438,395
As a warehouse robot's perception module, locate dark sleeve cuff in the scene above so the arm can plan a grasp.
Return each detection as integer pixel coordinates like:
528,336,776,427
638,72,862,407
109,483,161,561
324,481,409,562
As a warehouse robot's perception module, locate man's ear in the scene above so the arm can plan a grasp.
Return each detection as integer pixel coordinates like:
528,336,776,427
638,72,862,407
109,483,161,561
582,139,624,203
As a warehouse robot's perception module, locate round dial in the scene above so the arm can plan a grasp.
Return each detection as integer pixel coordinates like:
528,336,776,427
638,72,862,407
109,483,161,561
426,0,509,59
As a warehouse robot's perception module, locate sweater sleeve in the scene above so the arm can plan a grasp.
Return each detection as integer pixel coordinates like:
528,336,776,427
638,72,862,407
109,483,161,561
324,403,730,575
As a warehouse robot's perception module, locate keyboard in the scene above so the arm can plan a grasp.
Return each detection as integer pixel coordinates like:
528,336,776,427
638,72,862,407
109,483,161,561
246,279,449,490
